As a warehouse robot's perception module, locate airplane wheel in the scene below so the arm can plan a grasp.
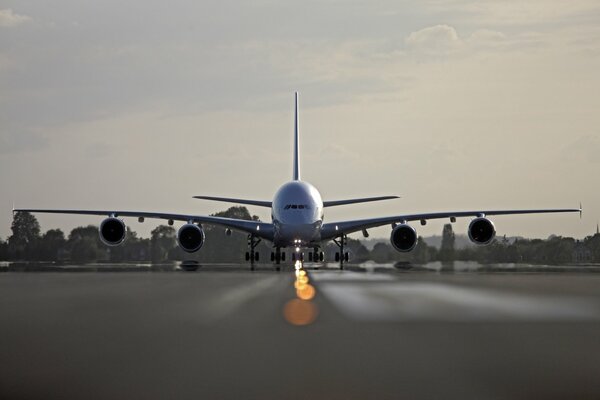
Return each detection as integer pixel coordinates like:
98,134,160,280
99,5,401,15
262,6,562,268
281,252,286,261
275,266,281,272
335,252,340,262
181,261,199,272
255,252,259,262
319,252,324,262
344,252,349,262
308,252,313,262
271,252,275,262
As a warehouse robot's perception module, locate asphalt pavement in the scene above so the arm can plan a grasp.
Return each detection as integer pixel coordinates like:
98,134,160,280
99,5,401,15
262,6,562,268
1,262,600,399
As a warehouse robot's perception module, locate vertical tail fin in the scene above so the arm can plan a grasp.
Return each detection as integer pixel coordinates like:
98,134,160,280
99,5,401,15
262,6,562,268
293,92,300,181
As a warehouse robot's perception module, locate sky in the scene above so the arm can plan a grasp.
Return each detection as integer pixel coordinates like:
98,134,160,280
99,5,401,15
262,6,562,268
1,0,599,241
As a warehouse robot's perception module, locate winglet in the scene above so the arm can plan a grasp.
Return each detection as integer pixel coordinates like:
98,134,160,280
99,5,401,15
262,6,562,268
580,202,583,219
293,91,300,181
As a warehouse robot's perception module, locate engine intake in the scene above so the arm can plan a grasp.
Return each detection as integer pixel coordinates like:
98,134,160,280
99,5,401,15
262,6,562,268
468,217,496,245
177,224,205,253
390,224,418,252
99,217,126,246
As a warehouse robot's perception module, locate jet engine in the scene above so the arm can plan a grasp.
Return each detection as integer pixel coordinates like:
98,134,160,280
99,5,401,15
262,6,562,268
468,217,496,245
99,217,126,246
177,224,205,253
390,224,418,252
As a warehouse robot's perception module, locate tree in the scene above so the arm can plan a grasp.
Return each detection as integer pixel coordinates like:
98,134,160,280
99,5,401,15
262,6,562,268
413,236,436,263
371,242,393,263
438,224,455,261
151,225,176,263
0,238,7,260
213,206,258,221
68,225,103,263
37,229,67,261
107,227,150,262
8,211,41,260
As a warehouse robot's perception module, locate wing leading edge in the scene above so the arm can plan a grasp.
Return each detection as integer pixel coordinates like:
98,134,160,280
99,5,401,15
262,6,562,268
13,208,275,240
320,208,581,241
193,195,399,208
193,196,272,208
323,196,399,207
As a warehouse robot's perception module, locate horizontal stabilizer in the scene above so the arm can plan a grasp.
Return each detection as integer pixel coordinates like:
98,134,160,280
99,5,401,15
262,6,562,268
323,196,400,207
193,196,272,208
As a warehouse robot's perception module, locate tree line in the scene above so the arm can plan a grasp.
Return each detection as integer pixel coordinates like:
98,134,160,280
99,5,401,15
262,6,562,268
1,209,598,264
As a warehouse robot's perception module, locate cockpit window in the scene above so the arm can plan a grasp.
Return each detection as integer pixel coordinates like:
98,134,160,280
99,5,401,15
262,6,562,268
284,204,311,210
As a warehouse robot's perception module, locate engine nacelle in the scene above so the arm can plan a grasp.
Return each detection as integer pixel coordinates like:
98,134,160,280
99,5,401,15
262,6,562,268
99,217,126,246
390,224,418,252
177,224,205,253
468,217,496,245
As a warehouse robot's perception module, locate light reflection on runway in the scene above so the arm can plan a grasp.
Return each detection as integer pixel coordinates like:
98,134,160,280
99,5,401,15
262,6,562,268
282,260,318,326
311,270,600,322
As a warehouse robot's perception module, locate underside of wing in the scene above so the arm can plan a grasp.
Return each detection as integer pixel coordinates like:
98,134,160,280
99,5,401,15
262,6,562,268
321,207,581,240
13,208,275,240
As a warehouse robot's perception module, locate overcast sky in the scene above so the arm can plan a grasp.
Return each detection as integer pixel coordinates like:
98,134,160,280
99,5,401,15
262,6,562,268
1,0,599,240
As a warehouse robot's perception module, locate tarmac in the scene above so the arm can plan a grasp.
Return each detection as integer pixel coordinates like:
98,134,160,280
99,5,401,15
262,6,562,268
1,261,600,399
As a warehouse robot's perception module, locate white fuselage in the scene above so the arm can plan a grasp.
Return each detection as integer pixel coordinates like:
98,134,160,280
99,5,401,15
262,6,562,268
271,181,324,247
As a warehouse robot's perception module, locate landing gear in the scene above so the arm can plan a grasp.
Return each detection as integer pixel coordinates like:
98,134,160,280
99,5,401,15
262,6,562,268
180,260,199,272
271,247,283,271
307,247,323,264
246,234,261,271
333,234,349,270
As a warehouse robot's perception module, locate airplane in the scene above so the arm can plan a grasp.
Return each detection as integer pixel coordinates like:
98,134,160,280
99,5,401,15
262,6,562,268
14,92,581,271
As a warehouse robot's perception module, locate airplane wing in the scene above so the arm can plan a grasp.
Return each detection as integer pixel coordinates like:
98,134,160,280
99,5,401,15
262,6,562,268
193,196,272,208
320,208,581,240
323,196,399,207
13,209,275,240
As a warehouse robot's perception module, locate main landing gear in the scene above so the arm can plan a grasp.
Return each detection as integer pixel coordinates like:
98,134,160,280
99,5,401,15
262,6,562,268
307,247,324,263
245,234,261,271
270,247,285,271
333,234,349,270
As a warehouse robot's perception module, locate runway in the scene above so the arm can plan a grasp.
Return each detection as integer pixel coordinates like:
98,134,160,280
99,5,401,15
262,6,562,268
1,262,600,399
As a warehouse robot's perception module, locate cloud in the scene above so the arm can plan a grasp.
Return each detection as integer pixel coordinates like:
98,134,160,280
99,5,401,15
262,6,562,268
405,24,462,54
0,9,31,28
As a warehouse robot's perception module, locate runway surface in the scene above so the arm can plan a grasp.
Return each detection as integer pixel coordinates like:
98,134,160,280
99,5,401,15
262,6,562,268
1,262,600,399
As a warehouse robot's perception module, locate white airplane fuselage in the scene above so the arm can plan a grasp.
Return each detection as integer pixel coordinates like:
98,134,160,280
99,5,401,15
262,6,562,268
271,181,324,247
